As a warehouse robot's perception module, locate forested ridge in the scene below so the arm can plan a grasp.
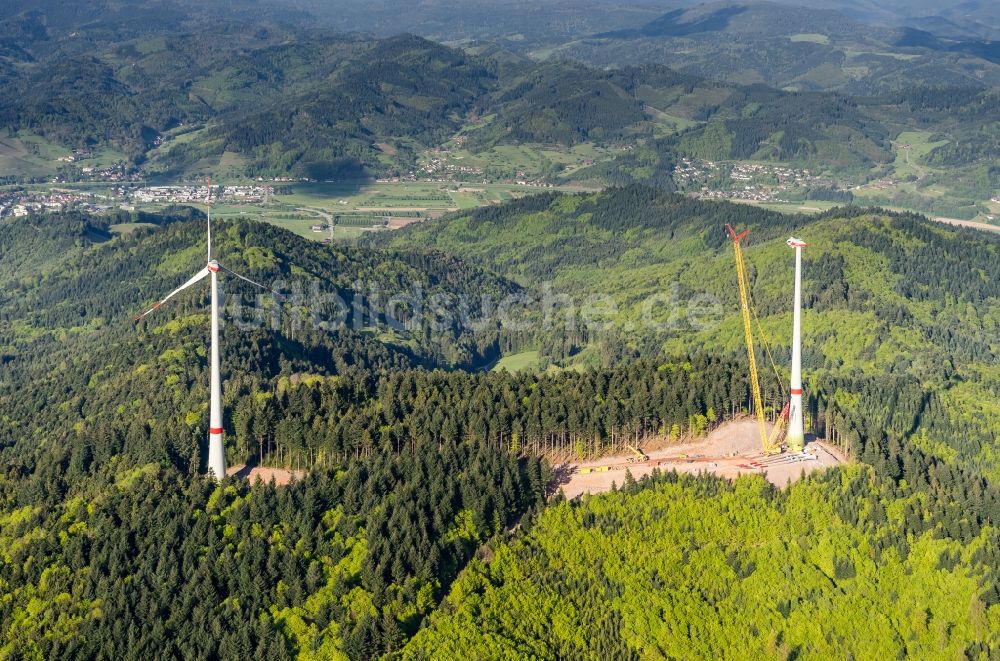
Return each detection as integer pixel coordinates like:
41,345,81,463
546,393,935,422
0,209,552,656
6,194,1000,656
0,11,995,184
0,209,538,473
378,187,1000,478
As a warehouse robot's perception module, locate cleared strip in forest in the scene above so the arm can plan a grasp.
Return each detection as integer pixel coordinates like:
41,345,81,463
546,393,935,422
932,217,1000,235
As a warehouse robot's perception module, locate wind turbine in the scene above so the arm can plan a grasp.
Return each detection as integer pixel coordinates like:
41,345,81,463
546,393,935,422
135,179,281,479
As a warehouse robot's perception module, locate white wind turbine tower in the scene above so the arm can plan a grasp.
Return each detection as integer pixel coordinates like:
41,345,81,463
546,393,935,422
786,236,807,453
135,179,281,479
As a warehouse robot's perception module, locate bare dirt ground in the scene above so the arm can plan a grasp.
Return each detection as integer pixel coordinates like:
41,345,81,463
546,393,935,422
386,217,424,230
556,419,844,499
227,464,305,486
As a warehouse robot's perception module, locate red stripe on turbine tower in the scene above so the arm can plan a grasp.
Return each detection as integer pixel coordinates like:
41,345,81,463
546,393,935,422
790,388,802,395
210,427,224,434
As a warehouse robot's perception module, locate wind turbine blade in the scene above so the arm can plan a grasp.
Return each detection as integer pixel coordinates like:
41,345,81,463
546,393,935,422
217,263,286,301
134,267,211,320
206,177,212,263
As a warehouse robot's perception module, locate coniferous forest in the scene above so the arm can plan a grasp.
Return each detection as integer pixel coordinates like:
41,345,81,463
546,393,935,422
4,189,1000,656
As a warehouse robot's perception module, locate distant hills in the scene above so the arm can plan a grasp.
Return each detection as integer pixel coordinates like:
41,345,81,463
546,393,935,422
272,0,1000,92
284,0,663,44
281,0,1000,44
0,26,994,191
564,2,1000,94
784,0,1000,40
0,1,994,221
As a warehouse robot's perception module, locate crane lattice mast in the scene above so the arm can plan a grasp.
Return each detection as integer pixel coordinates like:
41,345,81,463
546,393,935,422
726,224,784,455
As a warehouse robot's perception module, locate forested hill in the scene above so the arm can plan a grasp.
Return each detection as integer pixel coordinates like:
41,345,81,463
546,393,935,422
407,466,1000,658
167,35,500,180
0,18,995,184
0,32,500,173
0,210,533,471
0,209,551,655
4,205,1000,657
374,186,1000,480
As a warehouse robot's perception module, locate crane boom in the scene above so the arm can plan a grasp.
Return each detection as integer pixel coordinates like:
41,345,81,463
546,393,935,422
727,224,781,454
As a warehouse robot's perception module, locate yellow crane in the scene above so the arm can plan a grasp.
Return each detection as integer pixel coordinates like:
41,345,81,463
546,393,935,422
726,225,787,455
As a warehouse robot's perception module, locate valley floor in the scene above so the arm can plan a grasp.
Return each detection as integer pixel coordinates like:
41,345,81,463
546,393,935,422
557,419,844,498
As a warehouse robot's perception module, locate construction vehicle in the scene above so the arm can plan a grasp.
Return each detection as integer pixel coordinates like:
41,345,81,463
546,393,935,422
726,225,789,454
625,444,648,462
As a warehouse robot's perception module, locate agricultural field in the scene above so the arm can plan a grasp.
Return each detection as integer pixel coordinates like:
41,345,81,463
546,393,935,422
789,33,831,45
108,222,158,235
887,131,951,181
91,180,593,242
728,199,843,214
269,180,565,211
0,133,64,178
0,132,126,180
851,131,996,222
490,348,597,375
644,107,701,136
258,180,592,239
490,350,542,373
420,141,624,183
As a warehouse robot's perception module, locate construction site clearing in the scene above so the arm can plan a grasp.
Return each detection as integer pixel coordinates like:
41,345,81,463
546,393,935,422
227,464,305,486
557,419,845,499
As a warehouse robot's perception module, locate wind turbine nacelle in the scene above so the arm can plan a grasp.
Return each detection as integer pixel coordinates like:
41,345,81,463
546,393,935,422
787,237,807,248
208,260,221,272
